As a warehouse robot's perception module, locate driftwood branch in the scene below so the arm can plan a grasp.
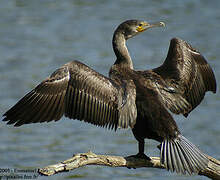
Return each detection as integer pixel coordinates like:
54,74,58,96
38,151,220,180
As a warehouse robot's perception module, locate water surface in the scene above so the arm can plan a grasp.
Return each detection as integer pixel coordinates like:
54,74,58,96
0,1,219,180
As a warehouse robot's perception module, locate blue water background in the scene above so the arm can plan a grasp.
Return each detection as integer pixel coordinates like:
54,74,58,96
0,1,219,179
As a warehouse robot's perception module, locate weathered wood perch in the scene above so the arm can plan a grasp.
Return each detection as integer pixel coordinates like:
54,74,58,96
38,151,220,180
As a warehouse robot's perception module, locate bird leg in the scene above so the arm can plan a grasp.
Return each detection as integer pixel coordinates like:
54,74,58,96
127,139,151,160
157,143,161,150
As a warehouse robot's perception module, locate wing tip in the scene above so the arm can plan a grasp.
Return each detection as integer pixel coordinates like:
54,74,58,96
170,37,185,46
170,37,201,54
2,115,21,127
170,37,181,43
2,116,8,122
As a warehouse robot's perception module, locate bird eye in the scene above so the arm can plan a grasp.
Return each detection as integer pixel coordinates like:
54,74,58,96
139,23,143,27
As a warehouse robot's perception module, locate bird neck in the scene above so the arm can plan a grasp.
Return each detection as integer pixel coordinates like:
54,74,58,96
112,32,133,69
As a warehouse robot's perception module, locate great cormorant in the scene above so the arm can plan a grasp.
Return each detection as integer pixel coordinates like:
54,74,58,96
3,20,216,175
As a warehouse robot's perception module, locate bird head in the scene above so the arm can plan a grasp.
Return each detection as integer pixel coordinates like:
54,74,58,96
117,20,165,40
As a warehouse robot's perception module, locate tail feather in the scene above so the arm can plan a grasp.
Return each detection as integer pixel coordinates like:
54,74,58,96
161,134,208,175
180,136,207,169
171,141,184,174
175,140,194,174
180,139,201,170
168,141,175,172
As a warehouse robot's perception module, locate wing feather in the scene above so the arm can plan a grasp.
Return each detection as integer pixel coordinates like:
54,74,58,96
65,60,137,129
152,38,216,116
3,60,137,130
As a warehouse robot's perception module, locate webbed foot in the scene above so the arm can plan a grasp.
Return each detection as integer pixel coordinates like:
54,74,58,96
126,153,151,169
127,152,151,160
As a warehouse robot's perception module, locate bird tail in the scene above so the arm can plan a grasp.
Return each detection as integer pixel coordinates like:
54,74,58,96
160,134,208,175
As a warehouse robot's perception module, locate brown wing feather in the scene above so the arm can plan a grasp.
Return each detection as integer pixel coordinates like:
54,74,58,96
3,65,69,126
64,60,137,130
152,38,216,116
3,60,137,130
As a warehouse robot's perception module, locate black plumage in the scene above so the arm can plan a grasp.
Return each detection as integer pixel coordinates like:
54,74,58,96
3,20,216,175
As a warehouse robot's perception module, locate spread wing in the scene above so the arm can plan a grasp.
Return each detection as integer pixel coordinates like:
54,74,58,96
3,60,137,129
150,38,216,117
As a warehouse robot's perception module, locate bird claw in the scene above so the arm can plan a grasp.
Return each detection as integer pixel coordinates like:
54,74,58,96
127,153,151,160
126,153,151,169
